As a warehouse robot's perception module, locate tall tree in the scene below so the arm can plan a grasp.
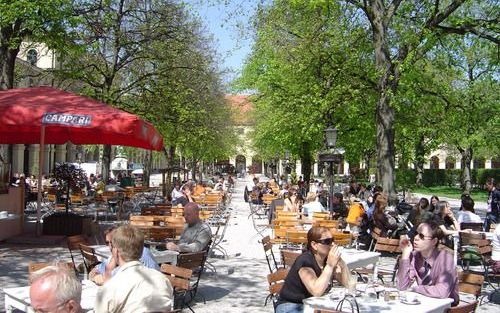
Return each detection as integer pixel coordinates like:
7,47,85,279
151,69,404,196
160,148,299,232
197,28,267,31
0,0,74,89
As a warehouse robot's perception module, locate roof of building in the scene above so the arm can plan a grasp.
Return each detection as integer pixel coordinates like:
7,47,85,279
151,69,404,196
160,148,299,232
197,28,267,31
225,94,254,126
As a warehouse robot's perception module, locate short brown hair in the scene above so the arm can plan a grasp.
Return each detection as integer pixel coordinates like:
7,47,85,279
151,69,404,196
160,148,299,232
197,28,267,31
112,225,144,262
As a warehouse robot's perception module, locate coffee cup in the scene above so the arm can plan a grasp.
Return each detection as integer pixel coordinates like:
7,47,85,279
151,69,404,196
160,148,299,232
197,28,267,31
405,292,417,303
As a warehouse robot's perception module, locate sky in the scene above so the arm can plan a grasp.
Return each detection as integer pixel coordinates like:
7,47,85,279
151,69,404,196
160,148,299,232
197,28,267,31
185,1,258,85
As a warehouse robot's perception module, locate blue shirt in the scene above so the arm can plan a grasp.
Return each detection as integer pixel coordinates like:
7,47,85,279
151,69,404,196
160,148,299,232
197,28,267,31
96,247,160,275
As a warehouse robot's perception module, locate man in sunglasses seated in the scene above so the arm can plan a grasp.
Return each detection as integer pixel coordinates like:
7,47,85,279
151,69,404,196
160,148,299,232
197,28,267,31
89,226,159,285
397,220,459,306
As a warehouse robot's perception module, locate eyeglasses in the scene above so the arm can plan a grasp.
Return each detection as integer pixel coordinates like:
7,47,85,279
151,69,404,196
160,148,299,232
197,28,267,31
105,240,112,246
416,232,434,240
315,237,334,245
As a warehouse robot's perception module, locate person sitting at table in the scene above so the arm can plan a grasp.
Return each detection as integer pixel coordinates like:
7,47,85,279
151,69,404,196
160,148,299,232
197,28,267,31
30,263,83,313
177,183,195,206
89,226,159,286
171,181,184,204
432,201,459,249
457,195,482,225
397,220,459,306
484,177,500,232
284,187,302,212
95,225,173,313
346,197,365,231
166,202,212,253
193,181,206,197
491,223,500,273
330,192,347,219
302,191,325,218
372,194,398,237
408,197,433,229
276,226,350,313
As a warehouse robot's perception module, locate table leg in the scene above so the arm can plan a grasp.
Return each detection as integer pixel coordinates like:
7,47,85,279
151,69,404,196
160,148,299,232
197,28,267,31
453,235,459,266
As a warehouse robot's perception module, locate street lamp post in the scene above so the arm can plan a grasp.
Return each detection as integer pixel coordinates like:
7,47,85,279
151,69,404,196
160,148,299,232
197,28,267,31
318,127,341,213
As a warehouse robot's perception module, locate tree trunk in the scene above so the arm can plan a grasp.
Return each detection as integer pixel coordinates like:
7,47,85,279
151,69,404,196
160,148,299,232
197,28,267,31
143,150,152,188
300,142,312,191
371,3,398,204
459,146,473,195
414,135,426,187
0,47,19,90
164,145,175,198
101,144,111,183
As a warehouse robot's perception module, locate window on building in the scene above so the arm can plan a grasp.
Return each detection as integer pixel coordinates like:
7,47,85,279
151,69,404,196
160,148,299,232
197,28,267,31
27,49,38,66
445,156,456,169
492,157,500,169
430,156,440,169
473,157,485,169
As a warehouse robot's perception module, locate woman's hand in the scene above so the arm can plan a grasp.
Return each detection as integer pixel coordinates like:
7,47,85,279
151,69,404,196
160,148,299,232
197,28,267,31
400,236,413,259
326,245,341,269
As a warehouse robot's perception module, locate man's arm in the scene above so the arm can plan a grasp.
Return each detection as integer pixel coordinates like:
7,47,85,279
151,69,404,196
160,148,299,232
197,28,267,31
397,238,416,290
412,251,457,299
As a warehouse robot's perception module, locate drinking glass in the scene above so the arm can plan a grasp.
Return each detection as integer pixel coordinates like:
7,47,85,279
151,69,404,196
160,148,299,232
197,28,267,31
347,275,357,296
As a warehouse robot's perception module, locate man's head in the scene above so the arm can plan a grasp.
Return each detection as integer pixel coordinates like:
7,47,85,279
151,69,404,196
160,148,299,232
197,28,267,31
112,225,144,263
413,221,443,254
461,195,475,212
184,202,201,226
30,264,82,313
332,193,343,205
486,178,496,192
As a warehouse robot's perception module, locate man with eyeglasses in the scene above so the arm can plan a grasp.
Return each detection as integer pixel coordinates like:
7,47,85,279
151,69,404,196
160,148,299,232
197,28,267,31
89,226,159,285
30,264,82,313
397,221,459,306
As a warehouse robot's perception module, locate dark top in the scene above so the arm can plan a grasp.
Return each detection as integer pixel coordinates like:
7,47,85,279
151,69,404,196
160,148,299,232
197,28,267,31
331,202,348,218
373,212,398,237
279,250,322,304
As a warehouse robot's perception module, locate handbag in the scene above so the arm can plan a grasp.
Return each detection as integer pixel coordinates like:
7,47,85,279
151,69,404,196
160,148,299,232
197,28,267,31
335,294,360,313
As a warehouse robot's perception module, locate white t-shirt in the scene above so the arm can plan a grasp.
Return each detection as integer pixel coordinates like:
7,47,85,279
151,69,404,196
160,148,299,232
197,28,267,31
492,224,500,261
302,201,325,218
457,210,482,225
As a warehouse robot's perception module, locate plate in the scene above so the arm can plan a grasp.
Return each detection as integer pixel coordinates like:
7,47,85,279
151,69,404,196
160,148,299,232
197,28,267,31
400,298,420,305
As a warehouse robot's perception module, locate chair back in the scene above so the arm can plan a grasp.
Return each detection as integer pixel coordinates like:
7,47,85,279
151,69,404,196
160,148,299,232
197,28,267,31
281,249,301,268
261,236,279,273
460,223,483,232
312,211,329,221
28,262,74,281
267,268,289,303
332,232,352,246
79,244,100,273
458,271,484,299
374,237,401,253
444,300,478,313
286,230,308,248
161,263,193,291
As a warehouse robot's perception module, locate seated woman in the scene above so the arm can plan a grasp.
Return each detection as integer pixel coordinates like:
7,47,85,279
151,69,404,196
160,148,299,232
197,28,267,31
372,194,398,237
302,191,325,218
432,201,459,249
284,187,302,212
276,226,350,313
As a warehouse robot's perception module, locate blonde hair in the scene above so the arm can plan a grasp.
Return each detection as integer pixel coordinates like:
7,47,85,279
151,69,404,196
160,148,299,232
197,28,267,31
305,191,316,203
112,225,144,262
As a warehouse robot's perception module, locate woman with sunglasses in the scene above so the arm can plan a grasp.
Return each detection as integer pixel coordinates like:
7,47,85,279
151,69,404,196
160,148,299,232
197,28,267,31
276,226,350,313
397,221,459,306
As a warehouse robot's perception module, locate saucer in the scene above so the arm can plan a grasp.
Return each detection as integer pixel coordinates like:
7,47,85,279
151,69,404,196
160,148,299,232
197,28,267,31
400,298,420,305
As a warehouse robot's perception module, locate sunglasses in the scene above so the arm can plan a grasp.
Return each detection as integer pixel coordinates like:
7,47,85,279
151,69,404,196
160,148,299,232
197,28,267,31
416,233,433,240
315,237,334,245
105,240,112,245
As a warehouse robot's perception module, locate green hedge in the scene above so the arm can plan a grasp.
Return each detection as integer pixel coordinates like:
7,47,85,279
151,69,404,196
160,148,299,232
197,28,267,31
395,168,500,187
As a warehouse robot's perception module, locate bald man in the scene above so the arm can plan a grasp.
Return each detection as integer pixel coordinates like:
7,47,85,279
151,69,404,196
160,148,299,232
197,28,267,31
166,202,212,252
30,264,82,313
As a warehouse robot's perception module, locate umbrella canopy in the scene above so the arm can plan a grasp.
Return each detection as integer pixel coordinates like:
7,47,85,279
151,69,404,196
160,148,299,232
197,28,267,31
0,86,163,150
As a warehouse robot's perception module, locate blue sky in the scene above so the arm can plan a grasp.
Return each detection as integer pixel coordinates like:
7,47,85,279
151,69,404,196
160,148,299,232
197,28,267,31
185,1,258,84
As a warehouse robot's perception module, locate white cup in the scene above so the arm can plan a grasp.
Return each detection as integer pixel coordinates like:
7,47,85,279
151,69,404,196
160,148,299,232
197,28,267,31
405,292,417,303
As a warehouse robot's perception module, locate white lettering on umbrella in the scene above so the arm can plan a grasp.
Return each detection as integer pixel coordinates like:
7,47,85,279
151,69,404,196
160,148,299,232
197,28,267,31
42,113,92,127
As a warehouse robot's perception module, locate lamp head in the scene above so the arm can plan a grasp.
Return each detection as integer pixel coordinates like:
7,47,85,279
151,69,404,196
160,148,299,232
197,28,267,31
324,126,337,149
